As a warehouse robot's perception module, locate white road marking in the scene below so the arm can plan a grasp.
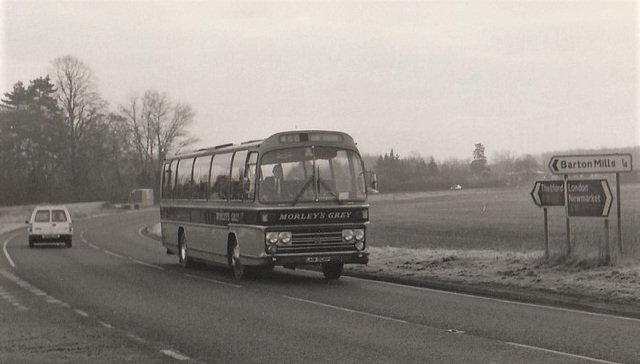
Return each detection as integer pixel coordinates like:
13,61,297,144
0,284,28,310
74,309,90,317
283,295,409,324
160,349,190,361
129,257,164,270
83,230,164,271
80,231,100,250
102,249,123,258
2,233,20,268
126,333,147,344
184,273,242,288
342,275,640,323
506,341,623,364
137,226,161,244
98,321,113,329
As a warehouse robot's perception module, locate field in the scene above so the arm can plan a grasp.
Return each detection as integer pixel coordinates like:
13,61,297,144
368,184,640,262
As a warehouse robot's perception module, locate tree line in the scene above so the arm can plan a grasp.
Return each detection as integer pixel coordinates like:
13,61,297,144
368,145,640,193
0,55,195,205
2,55,638,205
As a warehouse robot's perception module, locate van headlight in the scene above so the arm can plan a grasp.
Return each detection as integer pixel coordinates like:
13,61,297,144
354,229,364,241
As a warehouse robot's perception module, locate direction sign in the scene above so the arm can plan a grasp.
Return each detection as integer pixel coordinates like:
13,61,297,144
531,180,565,207
566,179,613,218
549,154,632,175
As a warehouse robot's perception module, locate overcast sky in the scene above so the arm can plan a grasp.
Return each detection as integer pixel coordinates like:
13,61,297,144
2,1,637,161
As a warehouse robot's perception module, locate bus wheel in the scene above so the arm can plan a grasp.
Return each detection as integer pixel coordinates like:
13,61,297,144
322,262,343,280
230,240,245,280
179,233,193,268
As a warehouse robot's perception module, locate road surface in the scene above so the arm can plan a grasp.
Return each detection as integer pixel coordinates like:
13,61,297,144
2,209,639,363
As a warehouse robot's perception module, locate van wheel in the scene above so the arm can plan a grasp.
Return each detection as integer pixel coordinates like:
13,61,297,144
179,233,193,268
230,240,245,280
322,262,344,280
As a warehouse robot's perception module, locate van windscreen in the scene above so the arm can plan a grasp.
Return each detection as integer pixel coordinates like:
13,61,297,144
34,210,50,222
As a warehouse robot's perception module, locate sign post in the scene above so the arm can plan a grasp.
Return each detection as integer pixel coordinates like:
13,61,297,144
549,153,632,257
531,180,565,258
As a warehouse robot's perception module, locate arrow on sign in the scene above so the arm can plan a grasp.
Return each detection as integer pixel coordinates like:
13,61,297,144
566,179,613,217
531,180,565,207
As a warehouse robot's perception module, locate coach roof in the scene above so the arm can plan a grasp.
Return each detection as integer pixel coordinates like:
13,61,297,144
165,130,357,161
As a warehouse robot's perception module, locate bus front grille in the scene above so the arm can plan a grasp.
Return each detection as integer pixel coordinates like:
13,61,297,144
277,229,356,254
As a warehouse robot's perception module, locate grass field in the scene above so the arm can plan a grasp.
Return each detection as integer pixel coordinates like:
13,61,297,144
368,184,640,262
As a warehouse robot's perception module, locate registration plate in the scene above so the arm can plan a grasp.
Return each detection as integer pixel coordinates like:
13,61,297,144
306,257,331,263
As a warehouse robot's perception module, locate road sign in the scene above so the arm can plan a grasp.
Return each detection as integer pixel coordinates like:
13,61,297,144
531,180,565,207
566,179,613,217
548,154,632,175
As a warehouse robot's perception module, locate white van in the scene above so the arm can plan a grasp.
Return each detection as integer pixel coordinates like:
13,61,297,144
26,206,73,248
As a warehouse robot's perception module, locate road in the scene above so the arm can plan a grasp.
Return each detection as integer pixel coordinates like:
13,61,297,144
2,209,639,363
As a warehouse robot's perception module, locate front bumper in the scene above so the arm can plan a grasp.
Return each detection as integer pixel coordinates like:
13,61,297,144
29,234,72,242
264,251,369,266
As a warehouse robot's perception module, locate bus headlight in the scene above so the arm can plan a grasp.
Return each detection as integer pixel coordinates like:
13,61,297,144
267,245,278,254
354,241,366,251
342,229,354,243
266,231,292,245
266,232,279,245
279,232,292,244
354,229,364,241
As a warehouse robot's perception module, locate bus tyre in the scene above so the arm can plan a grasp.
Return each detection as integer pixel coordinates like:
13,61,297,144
230,240,245,280
65,238,72,248
179,233,193,268
28,237,34,248
322,262,344,280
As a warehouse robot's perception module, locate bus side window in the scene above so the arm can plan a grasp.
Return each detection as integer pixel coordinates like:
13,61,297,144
162,162,174,200
175,158,195,200
210,153,233,201
193,155,212,200
246,152,258,201
230,150,248,201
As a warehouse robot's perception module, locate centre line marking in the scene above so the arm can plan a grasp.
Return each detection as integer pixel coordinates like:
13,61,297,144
161,349,190,361
74,309,89,318
283,295,408,324
184,273,242,288
129,257,165,270
102,250,123,258
344,276,640,323
506,341,622,364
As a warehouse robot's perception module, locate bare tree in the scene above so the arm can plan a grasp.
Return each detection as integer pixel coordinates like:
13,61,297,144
120,90,197,189
51,56,107,188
